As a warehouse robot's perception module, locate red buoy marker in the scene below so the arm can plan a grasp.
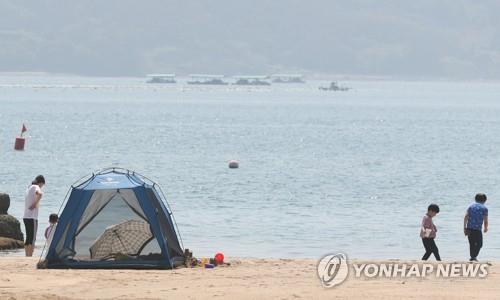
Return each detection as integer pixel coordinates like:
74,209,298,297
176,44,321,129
14,137,25,150
14,124,27,151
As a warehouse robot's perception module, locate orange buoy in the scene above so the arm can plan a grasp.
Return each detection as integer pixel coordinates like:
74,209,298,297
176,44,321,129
14,137,25,151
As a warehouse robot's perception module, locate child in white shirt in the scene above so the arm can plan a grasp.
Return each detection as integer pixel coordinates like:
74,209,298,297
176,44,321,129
44,213,58,248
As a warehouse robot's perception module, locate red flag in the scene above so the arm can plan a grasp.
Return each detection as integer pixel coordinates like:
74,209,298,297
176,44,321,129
21,124,27,136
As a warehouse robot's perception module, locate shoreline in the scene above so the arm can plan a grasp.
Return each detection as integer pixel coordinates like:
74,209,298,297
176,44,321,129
3,72,500,83
0,257,498,299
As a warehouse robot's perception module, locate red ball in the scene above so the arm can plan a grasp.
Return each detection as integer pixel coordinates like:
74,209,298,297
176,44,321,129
214,252,224,264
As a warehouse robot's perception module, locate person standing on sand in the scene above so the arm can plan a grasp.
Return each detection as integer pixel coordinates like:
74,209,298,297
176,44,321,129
420,204,441,261
23,175,45,257
464,193,489,262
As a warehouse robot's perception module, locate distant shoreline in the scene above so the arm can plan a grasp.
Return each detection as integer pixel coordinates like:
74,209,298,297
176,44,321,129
2,71,500,83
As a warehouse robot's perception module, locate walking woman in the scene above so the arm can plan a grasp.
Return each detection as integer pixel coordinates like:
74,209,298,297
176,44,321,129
23,175,45,257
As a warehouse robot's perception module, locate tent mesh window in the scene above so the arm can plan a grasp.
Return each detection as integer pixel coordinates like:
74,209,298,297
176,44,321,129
72,189,162,260
146,189,184,258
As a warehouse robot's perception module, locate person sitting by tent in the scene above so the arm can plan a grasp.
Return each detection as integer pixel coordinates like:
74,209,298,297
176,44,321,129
44,213,58,248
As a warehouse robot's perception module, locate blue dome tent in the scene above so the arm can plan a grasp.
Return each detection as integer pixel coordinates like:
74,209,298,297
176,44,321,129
41,168,185,269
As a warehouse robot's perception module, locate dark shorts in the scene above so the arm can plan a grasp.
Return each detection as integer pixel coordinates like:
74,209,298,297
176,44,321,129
23,218,38,246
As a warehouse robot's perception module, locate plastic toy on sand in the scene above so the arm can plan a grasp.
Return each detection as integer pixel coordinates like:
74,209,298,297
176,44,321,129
215,252,224,264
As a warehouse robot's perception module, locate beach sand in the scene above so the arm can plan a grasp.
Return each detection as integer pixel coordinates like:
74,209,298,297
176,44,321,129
0,257,498,299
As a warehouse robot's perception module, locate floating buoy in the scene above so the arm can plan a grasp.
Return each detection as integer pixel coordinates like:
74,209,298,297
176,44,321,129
228,160,239,169
14,137,25,151
14,123,27,151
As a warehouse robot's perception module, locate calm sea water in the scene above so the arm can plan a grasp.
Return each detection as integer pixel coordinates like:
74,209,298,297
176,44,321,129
1,75,500,260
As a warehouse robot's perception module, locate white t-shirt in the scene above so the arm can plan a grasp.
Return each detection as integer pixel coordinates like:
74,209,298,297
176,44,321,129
24,184,42,219
45,223,57,248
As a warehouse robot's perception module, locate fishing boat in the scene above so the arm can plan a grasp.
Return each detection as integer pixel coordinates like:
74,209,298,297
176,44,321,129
319,81,349,91
146,74,176,84
233,75,271,86
187,74,228,85
271,74,305,83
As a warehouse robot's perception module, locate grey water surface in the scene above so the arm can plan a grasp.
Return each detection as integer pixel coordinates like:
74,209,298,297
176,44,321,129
1,75,500,260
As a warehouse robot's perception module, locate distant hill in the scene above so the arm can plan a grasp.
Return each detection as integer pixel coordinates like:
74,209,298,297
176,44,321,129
1,0,500,79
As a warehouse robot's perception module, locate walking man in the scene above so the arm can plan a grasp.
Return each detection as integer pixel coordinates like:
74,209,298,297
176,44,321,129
464,193,489,262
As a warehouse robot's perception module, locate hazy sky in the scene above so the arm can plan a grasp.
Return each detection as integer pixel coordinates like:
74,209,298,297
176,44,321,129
1,0,500,79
